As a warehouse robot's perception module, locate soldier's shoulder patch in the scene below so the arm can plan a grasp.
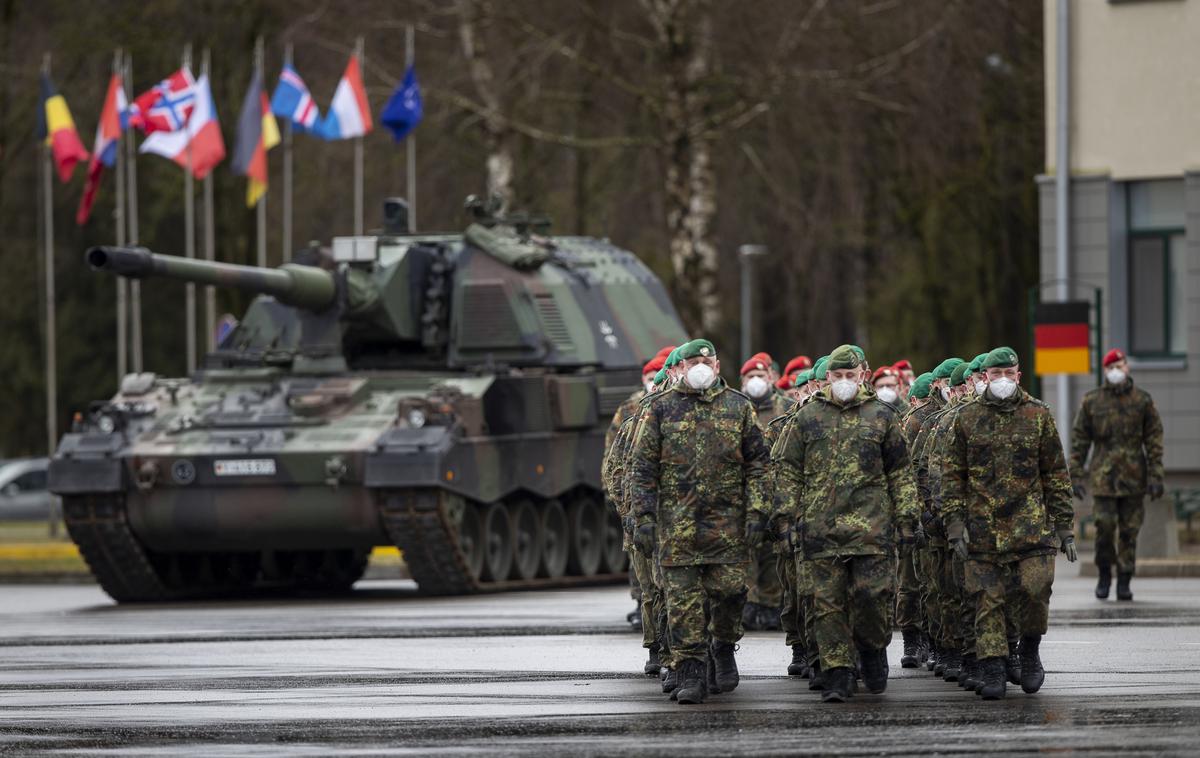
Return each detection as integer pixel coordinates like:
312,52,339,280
1025,395,1051,410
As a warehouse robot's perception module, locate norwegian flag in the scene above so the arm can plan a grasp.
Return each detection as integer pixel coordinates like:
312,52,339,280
127,68,197,134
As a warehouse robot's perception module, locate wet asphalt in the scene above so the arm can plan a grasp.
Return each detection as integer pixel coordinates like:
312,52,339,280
1,555,1199,756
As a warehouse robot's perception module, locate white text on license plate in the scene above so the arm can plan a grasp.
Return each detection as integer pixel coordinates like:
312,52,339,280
214,459,277,477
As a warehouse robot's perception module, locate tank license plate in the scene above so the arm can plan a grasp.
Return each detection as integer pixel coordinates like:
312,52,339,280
213,459,277,477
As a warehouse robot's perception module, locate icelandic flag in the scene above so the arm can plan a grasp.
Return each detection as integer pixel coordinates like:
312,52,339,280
270,64,321,134
140,73,226,179
381,65,422,141
318,54,371,140
76,73,128,225
127,68,196,134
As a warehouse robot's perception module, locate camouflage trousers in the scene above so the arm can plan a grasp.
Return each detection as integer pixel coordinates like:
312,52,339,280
935,547,968,654
810,554,894,671
895,544,923,633
964,554,1054,660
916,546,941,649
1094,496,1146,574
780,547,804,647
661,562,748,664
746,543,783,607
631,550,664,650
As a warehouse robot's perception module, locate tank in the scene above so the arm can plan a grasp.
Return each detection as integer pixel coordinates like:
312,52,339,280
50,200,687,601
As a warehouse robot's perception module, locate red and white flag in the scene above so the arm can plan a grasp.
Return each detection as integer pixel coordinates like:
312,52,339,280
127,68,197,134
140,73,225,179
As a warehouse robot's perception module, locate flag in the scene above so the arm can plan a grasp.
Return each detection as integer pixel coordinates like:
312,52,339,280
36,74,89,183
269,64,320,134
76,73,128,225
319,54,371,140
127,68,196,134
381,65,422,141
1034,301,1092,376
140,74,225,179
233,69,281,207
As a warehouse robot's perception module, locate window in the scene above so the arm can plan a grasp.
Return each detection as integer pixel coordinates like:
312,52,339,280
1127,180,1187,357
13,470,47,493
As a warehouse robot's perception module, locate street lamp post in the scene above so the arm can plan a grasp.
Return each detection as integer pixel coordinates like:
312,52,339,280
738,244,769,362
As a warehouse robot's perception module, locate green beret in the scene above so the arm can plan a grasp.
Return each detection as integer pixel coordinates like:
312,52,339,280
676,339,716,361
812,356,830,381
909,372,934,399
849,345,865,361
932,358,964,380
826,344,863,371
950,362,970,387
967,352,989,374
793,369,812,387
653,368,668,385
982,346,1019,369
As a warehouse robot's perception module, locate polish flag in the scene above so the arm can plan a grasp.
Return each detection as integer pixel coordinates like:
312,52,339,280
140,74,226,179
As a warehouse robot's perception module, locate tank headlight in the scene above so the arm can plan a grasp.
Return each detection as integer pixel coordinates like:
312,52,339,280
96,415,117,434
406,408,426,429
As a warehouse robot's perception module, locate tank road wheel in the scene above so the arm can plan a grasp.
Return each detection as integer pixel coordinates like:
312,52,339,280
567,493,604,577
480,502,514,582
538,498,570,579
600,510,628,574
508,499,542,581
447,496,486,581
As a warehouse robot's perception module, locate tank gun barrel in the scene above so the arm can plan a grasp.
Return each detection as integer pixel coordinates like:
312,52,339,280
85,246,337,311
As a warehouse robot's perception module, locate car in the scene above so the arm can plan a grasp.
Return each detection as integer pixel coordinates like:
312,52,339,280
0,458,57,521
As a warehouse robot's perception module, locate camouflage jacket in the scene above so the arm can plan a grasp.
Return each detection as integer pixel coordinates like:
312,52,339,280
628,382,770,566
1069,379,1164,497
603,389,645,467
771,385,919,560
902,400,937,448
940,388,1074,558
752,390,795,429
602,412,640,517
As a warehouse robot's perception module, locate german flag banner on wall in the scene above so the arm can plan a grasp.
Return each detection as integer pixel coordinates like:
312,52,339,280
1034,301,1091,375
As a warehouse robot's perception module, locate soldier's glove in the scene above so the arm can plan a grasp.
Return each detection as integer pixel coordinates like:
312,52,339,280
1072,482,1087,500
946,519,969,562
633,517,657,557
745,515,768,551
1058,529,1078,563
1148,480,1165,501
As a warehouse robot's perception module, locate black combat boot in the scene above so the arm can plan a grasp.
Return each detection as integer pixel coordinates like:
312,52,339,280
958,654,978,690
978,656,1007,700
941,650,962,682
808,660,825,691
820,667,856,703
1117,572,1133,601
927,642,939,672
901,629,921,669
627,604,643,631
859,648,889,694
706,651,721,695
675,658,707,705
1095,565,1112,599
711,640,740,692
787,645,807,676
1005,636,1022,686
644,645,661,676
1019,635,1045,694
662,667,679,696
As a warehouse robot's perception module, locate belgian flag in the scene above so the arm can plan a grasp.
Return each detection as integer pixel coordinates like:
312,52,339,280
1034,302,1091,375
36,74,89,183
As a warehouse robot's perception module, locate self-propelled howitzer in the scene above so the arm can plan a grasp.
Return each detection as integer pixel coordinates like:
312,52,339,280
52,208,687,601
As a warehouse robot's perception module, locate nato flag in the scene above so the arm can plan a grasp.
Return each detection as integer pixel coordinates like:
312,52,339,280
381,65,423,141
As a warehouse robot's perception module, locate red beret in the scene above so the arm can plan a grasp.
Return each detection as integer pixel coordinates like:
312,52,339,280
643,356,666,375
872,366,898,383
654,345,677,359
740,352,773,377
775,374,794,391
1103,348,1125,367
893,359,913,371
783,355,813,375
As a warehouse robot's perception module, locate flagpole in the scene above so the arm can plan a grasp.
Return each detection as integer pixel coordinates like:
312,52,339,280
406,24,417,232
283,42,293,261
202,48,216,352
114,48,128,380
183,43,197,375
255,36,267,268
354,35,364,236
125,51,143,373
41,53,58,456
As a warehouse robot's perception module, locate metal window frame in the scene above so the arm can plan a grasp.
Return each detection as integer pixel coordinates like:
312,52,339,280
1126,226,1185,358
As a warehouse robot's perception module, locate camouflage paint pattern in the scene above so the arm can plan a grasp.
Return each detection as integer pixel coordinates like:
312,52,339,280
964,554,1053,659
1069,379,1164,498
810,554,895,670
661,562,748,663
1093,495,1146,573
752,391,795,429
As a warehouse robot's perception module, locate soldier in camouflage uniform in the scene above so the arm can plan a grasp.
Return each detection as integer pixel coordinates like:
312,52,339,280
740,351,796,631
872,365,907,413
772,345,918,703
940,347,1076,700
1071,348,1165,602
897,371,937,669
629,339,770,704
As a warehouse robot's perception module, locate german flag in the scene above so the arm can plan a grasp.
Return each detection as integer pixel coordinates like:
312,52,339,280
36,74,89,183
1034,302,1091,375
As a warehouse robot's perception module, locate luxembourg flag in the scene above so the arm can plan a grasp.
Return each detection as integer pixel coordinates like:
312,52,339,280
76,73,127,225
140,73,226,179
270,64,321,134
319,54,371,140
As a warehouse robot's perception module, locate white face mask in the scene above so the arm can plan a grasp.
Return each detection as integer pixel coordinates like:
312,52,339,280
644,381,656,393
990,377,1017,399
831,379,858,402
876,387,898,404
940,386,951,402
1105,368,1127,385
685,363,716,390
743,376,769,399
974,380,987,395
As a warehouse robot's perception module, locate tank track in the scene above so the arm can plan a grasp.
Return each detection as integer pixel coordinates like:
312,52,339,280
376,487,626,595
61,493,174,602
